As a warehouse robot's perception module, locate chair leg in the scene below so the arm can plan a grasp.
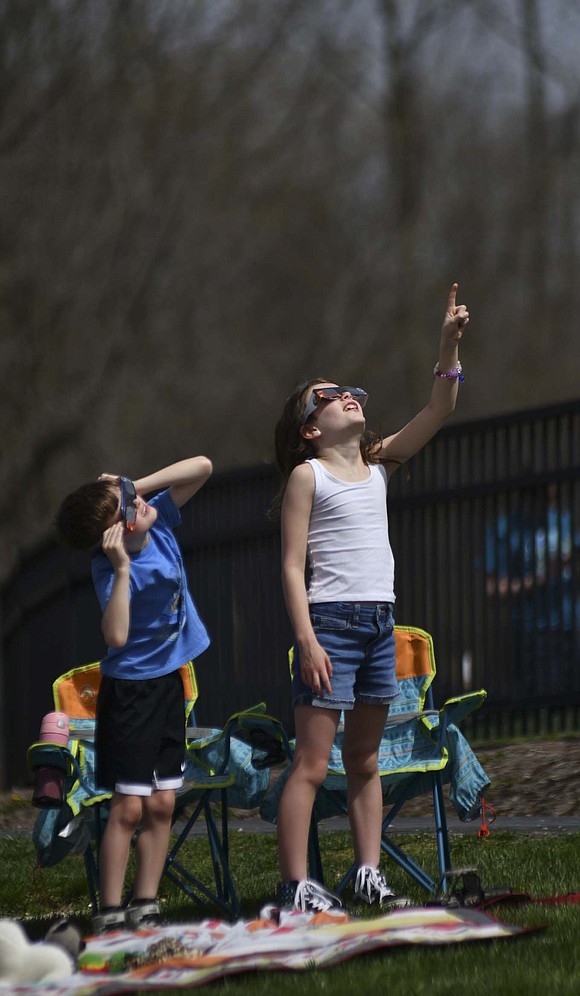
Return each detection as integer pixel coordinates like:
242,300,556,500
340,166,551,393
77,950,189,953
335,831,437,897
375,777,453,894
164,793,239,918
83,803,104,916
336,863,355,896
379,834,437,893
336,827,438,896
83,841,100,916
334,783,451,897
203,791,238,913
432,772,452,891
307,813,325,884
219,789,234,906
304,778,453,898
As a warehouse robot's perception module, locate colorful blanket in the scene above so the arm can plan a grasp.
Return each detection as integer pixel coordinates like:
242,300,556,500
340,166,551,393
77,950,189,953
0,907,535,995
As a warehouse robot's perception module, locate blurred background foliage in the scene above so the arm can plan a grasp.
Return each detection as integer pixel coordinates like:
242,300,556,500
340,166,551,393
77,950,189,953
1,0,579,580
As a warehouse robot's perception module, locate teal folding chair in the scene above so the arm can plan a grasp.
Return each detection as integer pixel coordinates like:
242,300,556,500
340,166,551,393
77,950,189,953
259,626,490,896
164,703,272,915
28,661,269,919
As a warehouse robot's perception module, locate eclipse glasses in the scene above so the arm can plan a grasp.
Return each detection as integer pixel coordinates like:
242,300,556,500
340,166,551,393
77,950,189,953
119,477,137,532
300,386,368,424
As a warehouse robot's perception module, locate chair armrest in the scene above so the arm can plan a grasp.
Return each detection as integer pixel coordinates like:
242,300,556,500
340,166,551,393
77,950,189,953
384,710,439,728
27,743,73,776
185,726,219,740
418,690,487,748
28,740,106,804
439,690,487,729
185,703,272,777
183,704,273,811
223,704,293,770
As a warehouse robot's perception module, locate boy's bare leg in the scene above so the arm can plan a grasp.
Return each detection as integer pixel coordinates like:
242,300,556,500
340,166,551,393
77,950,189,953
277,705,340,882
133,789,175,899
99,792,143,907
342,703,389,867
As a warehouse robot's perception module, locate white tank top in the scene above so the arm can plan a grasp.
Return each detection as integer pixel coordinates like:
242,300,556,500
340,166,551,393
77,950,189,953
305,458,395,603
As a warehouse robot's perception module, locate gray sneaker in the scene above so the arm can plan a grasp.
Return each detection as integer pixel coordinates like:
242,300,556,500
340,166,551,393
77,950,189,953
91,907,126,935
277,878,342,913
125,899,163,929
353,865,412,910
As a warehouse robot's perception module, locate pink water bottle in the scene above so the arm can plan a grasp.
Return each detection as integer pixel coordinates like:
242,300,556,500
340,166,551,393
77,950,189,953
38,712,70,747
32,712,70,808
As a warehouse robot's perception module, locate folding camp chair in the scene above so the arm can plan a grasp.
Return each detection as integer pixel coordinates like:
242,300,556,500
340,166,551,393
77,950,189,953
164,702,272,914
28,661,269,919
259,625,490,897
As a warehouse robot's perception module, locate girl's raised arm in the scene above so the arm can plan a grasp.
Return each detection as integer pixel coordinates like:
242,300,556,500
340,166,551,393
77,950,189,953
378,283,469,468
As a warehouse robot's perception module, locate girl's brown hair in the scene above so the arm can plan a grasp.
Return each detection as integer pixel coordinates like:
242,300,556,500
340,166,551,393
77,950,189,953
268,378,383,519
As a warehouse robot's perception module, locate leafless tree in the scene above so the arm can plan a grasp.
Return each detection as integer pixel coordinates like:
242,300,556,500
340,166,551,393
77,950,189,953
0,0,579,584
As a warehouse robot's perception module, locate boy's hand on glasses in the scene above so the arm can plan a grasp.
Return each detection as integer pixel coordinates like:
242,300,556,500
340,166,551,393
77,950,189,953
97,472,119,482
101,522,130,569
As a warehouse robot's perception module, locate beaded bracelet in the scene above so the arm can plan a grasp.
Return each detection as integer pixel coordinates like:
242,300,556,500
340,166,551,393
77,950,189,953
433,361,464,382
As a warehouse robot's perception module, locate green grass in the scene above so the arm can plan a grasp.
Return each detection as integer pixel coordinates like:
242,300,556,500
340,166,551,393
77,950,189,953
2,829,580,995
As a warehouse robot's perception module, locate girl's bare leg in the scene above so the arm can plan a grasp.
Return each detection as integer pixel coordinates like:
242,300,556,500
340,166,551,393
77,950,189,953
277,705,340,882
342,703,389,867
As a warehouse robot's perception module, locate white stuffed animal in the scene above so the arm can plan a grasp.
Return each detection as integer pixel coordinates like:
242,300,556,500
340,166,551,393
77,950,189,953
0,917,78,983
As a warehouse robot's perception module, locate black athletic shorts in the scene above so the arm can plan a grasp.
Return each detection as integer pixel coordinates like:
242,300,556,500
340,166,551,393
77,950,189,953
96,669,185,796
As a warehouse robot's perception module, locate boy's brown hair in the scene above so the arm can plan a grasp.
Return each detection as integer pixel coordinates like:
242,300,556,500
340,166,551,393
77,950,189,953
56,479,120,551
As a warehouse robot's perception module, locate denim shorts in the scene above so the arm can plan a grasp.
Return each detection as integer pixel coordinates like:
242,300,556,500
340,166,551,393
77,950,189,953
291,602,399,710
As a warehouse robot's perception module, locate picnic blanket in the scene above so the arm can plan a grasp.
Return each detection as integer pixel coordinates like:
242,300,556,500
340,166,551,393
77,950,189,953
0,907,536,995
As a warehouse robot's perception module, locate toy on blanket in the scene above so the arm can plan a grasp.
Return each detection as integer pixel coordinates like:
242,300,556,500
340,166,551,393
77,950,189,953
0,917,83,983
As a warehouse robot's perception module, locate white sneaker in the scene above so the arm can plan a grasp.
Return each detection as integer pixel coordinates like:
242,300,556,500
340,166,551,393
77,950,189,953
354,866,412,910
277,878,342,913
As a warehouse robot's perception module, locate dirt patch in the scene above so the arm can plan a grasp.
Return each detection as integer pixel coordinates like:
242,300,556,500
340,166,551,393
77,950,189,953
0,786,38,834
5,738,579,834
469,738,580,819
399,737,580,819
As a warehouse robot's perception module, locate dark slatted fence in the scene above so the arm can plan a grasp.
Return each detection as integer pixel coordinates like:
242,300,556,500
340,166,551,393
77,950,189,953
1,401,579,786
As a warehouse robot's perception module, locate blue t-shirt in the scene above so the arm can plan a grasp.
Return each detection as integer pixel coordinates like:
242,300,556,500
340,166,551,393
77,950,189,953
92,489,210,679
